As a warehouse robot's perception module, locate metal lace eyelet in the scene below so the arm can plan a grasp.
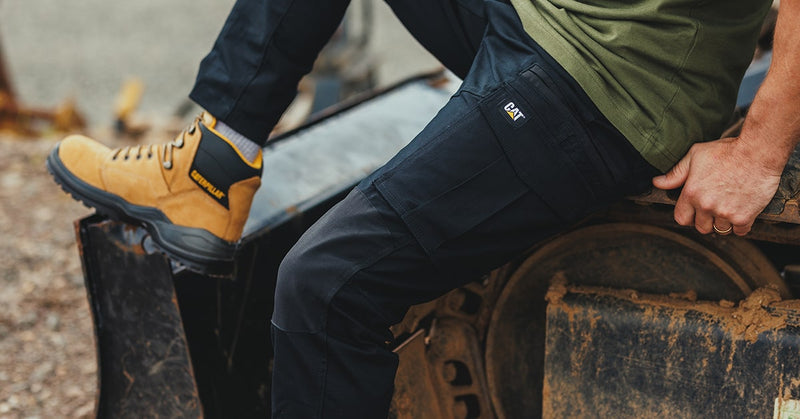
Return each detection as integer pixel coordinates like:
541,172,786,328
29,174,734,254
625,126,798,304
188,124,196,135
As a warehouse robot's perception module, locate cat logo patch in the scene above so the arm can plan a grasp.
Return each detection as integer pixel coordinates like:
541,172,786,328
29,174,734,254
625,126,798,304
498,99,528,128
504,102,525,121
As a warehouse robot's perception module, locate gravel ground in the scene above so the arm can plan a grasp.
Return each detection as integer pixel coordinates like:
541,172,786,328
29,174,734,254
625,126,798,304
0,135,96,418
0,1,439,417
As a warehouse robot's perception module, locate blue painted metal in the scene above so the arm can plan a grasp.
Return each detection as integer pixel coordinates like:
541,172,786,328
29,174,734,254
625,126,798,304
737,51,772,109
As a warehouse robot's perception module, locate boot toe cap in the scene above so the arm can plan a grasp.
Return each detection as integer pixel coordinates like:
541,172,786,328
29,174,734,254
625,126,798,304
56,135,111,188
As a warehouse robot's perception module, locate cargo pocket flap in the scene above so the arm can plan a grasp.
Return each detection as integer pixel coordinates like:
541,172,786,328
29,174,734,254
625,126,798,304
478,84,595,222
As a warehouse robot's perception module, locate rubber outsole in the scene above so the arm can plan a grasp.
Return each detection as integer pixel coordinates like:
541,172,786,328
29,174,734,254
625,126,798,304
46,145,236,276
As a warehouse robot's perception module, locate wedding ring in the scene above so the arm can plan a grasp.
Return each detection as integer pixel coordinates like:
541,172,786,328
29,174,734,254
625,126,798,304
713,224,733,235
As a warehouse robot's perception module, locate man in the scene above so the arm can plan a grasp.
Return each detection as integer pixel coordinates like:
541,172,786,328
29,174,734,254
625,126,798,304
47,0,798,416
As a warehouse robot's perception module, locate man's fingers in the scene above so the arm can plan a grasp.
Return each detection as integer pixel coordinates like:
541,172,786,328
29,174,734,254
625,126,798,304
673,197,695,227
733,223,753,236
694,211,713,234
653,154,691,190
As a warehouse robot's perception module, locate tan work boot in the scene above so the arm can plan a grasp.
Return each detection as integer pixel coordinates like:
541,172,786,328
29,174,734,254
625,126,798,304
47,113,262,274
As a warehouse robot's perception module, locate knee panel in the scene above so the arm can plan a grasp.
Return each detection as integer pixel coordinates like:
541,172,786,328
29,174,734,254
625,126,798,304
273,240,330,333
272,188,402,334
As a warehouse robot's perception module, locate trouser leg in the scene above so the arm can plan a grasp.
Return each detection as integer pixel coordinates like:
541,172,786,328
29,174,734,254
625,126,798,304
271,188,430,418
190,0,491,145
271,2,658,417
190,0,351,144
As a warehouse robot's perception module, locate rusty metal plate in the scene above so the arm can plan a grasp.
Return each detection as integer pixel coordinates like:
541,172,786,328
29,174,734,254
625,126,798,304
544,289,800,417
391,319,493,419
390,330,444,418
484,223,787,419
77,216,202,418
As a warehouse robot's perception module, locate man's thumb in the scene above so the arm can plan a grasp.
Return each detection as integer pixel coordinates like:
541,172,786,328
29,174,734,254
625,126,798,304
653,156,690,190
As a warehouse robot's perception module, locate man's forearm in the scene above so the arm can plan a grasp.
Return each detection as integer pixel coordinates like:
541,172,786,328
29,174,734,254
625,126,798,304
738,0,800,171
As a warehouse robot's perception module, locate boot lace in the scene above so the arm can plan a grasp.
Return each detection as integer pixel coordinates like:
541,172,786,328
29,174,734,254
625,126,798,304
110,117,198,169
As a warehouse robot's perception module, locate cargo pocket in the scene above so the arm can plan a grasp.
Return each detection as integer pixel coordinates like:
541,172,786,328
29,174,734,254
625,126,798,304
514,65,659,194
373,102,530,256
478,66,613,222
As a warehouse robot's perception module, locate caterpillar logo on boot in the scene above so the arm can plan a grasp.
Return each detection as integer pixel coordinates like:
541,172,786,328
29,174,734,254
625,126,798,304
191,169,226,201
47,112,262,275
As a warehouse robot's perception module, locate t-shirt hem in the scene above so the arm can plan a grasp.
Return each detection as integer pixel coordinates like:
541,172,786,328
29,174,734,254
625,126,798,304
510,0,680,172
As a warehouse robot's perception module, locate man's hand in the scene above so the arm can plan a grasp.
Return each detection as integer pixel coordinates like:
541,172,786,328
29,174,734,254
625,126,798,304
652,136,783,236
654,0,800,236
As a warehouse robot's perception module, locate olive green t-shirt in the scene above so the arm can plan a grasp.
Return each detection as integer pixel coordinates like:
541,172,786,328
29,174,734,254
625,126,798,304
510,0,772,172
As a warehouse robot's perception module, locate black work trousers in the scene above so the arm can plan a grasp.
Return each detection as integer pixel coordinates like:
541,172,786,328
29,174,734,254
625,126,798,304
191,0,660,417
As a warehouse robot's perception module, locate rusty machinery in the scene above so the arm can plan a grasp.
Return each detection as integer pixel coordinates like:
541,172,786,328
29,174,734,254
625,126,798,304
0,35,84,135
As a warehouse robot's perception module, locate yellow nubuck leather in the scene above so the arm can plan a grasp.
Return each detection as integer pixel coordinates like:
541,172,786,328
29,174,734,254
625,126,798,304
55,113,262,243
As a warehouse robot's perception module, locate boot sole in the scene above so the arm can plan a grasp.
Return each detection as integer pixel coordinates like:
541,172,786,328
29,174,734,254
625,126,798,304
46,145,236,276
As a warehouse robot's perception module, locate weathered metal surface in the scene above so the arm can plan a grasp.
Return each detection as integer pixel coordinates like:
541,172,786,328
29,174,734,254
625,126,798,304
606,198,800,247
390,319,493,419
390,318,494,419
391,330,444,418
244,72,456,235
77,216,201,418
544,288,800,418
484,224,788,419
389,273,508,419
